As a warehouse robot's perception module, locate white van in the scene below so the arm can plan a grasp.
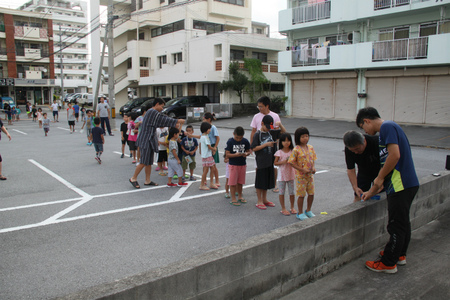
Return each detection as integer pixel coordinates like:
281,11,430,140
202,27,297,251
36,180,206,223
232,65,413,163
79,93,93,105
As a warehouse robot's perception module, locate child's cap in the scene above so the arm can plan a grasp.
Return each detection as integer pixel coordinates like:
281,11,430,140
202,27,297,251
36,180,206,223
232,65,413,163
262,115,274,130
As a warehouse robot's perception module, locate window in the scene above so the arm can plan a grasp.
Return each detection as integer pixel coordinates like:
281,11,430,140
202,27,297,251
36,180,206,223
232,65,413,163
230,49,244,60
252,52,267,62
193,20,224,34
173,52,182,64
214,0,244,6
158,55,167,69
154,86,166,96
263,83,284,92
168,0,175,4
420,23,437,37
378,26,409,41
202,83,220,103
140,57,148,67
172,85,182,98
139,32,145,40
151,20,184,37
439,20,450,34
127,58,132,69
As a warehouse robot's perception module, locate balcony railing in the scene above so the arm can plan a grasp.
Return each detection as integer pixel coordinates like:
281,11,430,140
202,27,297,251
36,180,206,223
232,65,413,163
372,37,428,61
374,0,432,10
291,46,330,67
293,0,331,25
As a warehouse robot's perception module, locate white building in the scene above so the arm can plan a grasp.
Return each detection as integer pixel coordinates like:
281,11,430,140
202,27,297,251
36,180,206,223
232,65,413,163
278,0,450,126
96,0,286,109
20,0,91,94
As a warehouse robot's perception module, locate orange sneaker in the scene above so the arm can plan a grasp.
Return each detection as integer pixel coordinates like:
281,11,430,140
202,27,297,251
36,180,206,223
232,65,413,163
379,251,406,266
365,260,397,274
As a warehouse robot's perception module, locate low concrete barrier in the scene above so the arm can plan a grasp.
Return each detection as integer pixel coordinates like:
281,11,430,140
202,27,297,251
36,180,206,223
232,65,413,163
62,171,450,300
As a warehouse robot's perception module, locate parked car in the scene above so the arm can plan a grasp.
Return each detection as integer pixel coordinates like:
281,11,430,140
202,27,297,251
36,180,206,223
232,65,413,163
77,93,93,105
67,93,81,104
119,97,153,116
129,97,172,116
161,96,211,118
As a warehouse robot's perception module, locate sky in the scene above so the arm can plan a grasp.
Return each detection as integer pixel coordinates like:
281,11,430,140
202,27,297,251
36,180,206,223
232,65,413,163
0,0,287,38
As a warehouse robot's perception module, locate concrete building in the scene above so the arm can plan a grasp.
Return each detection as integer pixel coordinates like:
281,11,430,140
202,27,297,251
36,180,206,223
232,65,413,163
95,0,286,109
0,7,55,104
20,0,91,95
278,0,450,126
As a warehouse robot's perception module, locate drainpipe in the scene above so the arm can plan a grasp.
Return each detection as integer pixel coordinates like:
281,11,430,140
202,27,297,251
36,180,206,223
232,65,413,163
357,69,366,111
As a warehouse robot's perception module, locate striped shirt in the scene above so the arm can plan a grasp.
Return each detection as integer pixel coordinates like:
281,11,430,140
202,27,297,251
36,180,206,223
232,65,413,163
136,108,178,152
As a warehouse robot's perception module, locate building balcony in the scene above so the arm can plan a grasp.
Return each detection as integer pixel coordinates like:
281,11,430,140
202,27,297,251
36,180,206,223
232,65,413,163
280,0,444,32
14,26,49,40
278,33,450,73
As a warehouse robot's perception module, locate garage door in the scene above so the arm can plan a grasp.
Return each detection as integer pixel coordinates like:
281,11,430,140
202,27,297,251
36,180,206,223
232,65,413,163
312,79,333,118
394,77,425,124
335,78,358,120
292,80,312,117
367,78,394,120
425,75,450,125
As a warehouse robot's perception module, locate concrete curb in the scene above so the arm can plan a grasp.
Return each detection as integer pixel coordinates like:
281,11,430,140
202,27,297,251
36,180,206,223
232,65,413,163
59,171,450,300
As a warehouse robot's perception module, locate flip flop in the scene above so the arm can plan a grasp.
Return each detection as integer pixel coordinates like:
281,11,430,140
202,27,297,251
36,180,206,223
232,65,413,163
230,201,240,206
199,186,210,191
129,179,140,189
256,204,267,210
264,201,276,207
238,199,247,204
290,209,298,214
209,185,219,189
280,210,291,216
215,183,221,187
0,175,7,180
272,188,279,193
144,181,158,186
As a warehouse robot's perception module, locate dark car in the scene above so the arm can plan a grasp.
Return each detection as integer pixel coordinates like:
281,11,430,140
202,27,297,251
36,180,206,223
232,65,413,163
130,98,154,116
119,97,152,116
161,96,210,118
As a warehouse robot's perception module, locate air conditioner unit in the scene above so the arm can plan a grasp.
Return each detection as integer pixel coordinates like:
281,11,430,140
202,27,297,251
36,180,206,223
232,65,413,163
347,31,361,44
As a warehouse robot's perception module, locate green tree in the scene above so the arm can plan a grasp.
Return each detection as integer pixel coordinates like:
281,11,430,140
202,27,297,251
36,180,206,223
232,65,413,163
219,61,248,103
244,58,270,102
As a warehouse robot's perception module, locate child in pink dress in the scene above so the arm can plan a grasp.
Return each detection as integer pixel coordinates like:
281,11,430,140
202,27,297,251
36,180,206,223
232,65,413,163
274,133,296,216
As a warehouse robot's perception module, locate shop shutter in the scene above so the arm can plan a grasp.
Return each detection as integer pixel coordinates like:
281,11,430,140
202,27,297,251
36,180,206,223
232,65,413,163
425,75,450,125
312,79,333,118
335,78,358,119
367,77,394,120
292,80,312,117
394,77,425,124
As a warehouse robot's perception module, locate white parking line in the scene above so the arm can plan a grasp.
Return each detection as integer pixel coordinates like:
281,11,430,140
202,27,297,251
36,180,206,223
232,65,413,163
12,129,27,135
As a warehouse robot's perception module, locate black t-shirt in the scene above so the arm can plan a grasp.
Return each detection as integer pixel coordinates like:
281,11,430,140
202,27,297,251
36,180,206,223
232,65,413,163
251,130,275,169
120,122,128,139
345,134,380,179
92,126,104,144
225,137,250,166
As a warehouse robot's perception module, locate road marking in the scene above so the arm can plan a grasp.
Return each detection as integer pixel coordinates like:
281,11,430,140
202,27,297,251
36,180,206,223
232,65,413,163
437,135,450,141
12,129,27,135
0,197,82,212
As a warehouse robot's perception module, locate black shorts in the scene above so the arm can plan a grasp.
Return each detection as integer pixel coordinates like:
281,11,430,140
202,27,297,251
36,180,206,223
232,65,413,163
75,113,79,118
128,141,136,151
68,121,75,126
255,166,275,190
52,111,58,117
157,150,168,162
121,135,129,145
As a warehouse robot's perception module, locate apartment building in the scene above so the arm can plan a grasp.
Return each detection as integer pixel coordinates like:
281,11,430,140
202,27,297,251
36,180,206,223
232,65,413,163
20,0,90,95
278,0,450,125
0,7,55,104
96,0,286,109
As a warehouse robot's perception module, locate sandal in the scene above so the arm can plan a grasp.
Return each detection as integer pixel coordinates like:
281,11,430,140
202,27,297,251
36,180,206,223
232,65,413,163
272,188,279,193
264,201,276,207
230,201,240,206
199,186,210,191
290,208,297,214
238,199,247,204
280,210,291,216
256,204,267,210
209,185,219,189
0,175,7,180
225,193,231,199
158,172,167,176
144,181,159,186
129,179,140,189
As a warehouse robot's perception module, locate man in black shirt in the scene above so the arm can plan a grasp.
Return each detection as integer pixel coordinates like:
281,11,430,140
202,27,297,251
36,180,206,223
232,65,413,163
343,130,380,202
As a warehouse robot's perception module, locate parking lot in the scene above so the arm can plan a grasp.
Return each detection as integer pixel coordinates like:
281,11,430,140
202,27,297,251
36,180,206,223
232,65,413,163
0,111,448,299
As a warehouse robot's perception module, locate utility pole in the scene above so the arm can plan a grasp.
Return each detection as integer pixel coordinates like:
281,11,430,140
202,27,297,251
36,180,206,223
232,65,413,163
59,24,64,108
93,21,109,115
107,0,116,117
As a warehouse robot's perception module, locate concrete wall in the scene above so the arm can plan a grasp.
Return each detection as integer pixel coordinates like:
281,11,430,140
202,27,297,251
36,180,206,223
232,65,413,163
62,171,450,300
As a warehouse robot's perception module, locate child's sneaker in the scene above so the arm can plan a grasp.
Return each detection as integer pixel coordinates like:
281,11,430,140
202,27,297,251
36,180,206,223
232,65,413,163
189,176,196,181
87,142,90,146
159,172,167,176
296,213,308,221
305,210,315,218
155,167,160,171
365,260,397,274
163,166,168,170
95,157,100,164
184,174,190,179
167,183,178,187
120,154,124,158
379,251,406,266
173,174,178,179
178,182,188,186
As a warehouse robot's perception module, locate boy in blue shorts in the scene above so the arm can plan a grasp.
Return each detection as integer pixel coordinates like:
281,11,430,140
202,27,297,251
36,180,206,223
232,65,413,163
181,125,198,181
90,117,105,164
358,107,419,274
